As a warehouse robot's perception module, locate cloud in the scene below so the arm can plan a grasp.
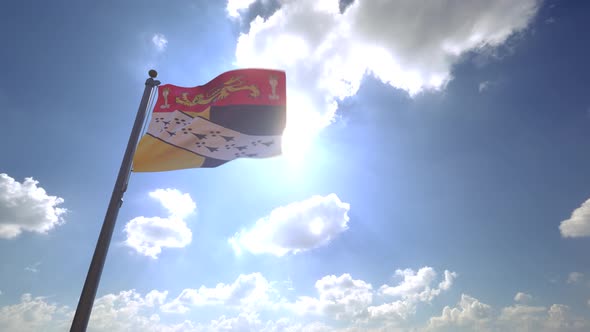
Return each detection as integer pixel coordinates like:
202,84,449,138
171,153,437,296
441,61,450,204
226,0,258,18
559,198,590,237
514,292,533,304
151,33,168,51
0,173,67,239
3,268,589,332
161,273,276,314
567,272,584,284
94,295,325,332
478,80,493,92
229,194,350,256
428,294,493,330
291,266,456,325
293,273,373,320
86,290,177,331
158,267,455,325
428,294,590,332
379,268,457,302
233,0,540,145
0,294,69,332
368,268,457,322
144,290,168,307
124,189,195,259
25,262,41,273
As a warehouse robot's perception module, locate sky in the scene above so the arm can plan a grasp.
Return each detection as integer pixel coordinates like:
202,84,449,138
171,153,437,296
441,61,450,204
1,0,590,331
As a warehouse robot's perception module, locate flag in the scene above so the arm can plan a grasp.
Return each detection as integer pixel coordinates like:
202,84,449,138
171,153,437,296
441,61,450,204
132,69,286,172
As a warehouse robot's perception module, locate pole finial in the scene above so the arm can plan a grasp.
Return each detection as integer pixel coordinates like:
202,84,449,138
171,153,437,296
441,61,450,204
148,69,158,78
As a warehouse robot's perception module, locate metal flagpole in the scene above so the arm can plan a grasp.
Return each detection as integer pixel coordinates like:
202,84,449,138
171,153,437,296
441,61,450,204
70,70,160,332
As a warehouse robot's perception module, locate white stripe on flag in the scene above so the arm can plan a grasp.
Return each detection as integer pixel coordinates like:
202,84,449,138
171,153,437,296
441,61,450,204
146,110,281,161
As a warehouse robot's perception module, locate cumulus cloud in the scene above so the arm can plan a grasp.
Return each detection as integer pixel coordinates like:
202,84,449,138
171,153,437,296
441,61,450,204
124,189,195,259
379,267,457,302
0,290,273,332
514,292,533,304
0,173,67,239
25,262,41,273
567,272,584,284
560,198,590,237
229,193,350,256
144,290,168,307
293,273,373,320
429,294,590,332
478,80,493,92
368,268,457,322
96,298,325,332
0,294,69,332
151,33,168,51
226,0,258,18
291,266,456,325
161,273,275,314
87,290,179,331
3,268,589,332
233,0,540,149
428,294,493,330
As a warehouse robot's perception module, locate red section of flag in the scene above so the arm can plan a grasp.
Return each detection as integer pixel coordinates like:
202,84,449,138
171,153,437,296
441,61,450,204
153,69,286,114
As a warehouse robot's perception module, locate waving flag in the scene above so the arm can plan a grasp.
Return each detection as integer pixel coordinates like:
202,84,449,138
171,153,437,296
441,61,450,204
133,69,286,172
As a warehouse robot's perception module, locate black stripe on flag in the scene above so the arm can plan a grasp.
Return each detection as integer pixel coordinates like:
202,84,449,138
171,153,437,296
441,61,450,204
209,105,286,136
202,157,228,168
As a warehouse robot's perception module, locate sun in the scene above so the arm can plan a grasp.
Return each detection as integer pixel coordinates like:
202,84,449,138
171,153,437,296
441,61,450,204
280,93,326,162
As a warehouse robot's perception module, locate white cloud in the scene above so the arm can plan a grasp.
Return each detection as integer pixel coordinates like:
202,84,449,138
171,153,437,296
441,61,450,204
429,294,590,332
145,290,168,307
124,189,195,259
151,33,168,51
478,80,492,92
379,267,437,298
25,262,41,273
226,0,257,18
0,290,234,332
293,273,373,320
161,273,275,314
379,267,457,302
87,290,176,332
428,294,494,331
0,294,69,332
560,198,590,237
208,312,261,331
369,268,457,322
500,303,590,332
499,304,547,328
229,194,350,256
233,0,540,149
201,313,332,332
149,189,196,219
290,266,456,325
0,173,67,239
567,272,584,284
514,292,533,304
3,268,589,332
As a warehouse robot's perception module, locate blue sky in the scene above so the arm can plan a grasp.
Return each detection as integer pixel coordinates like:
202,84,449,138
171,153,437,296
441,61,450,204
1,0,590,331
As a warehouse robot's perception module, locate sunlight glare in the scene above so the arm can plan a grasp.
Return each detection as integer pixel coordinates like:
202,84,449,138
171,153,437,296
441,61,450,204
309,217,325,236
281,93,328,163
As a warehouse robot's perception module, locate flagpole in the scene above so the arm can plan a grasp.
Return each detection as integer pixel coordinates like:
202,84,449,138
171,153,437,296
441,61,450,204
70,70,160,332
